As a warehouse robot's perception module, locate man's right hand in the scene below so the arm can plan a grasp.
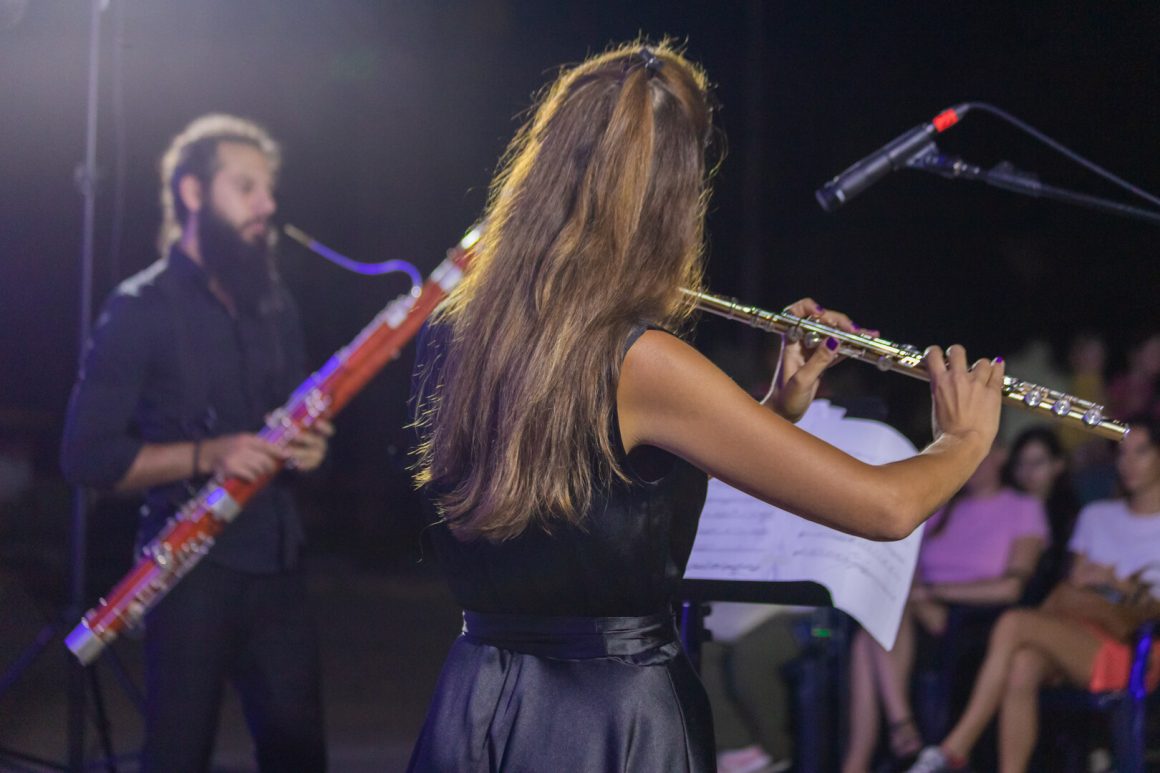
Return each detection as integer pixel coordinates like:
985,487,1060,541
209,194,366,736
200,433,287,482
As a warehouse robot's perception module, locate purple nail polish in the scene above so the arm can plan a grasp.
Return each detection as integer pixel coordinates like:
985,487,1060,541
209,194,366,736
994,356,1004,363
816,306,826,314
826,337,838,351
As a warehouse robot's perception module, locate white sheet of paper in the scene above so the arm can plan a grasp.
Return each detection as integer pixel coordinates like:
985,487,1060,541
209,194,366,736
684,400,922,650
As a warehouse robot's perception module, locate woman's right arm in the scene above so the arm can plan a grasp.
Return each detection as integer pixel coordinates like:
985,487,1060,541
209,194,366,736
1068,552,1117,589
618,331,1003,541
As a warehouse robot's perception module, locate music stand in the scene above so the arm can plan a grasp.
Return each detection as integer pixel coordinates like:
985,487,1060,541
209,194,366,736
677,579,833,667
678,578,847,773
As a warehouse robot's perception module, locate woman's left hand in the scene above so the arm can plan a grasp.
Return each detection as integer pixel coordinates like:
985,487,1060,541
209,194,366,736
766,297,867,422
285,418,335,472
1124,569,1160,616
909,582,935,603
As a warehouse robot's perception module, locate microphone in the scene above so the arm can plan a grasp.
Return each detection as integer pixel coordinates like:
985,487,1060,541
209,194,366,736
815,105,969,212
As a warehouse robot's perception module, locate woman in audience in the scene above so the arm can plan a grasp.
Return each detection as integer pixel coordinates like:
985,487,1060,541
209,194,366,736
908,415,1160,773
1107,332,1160,420
842,443,1048,773
1004,426,1079,602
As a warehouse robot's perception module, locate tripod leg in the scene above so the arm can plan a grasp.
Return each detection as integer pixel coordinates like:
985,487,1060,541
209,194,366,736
0,621,58,699
103,643,145,716
0,617,61,696
87,666,117,773
67,653,85,772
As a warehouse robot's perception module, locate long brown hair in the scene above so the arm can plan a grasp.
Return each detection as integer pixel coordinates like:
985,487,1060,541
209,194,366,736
413,40,714,542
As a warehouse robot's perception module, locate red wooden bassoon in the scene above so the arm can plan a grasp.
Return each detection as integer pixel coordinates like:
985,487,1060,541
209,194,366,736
66,228,478,665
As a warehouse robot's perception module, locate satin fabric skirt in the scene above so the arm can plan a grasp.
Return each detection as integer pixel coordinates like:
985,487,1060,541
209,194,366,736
407,612,714,772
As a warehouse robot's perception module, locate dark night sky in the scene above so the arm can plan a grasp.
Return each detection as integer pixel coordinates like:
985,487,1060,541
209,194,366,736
2,1,1158,551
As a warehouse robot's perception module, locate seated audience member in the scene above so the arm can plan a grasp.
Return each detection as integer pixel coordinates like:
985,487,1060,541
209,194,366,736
1000,340,1066,445
908,415,1160,773
1107,332,1160,420
702,604,806,773
1059,332,1107,457
842,444,1048,773
1003,426,1079,602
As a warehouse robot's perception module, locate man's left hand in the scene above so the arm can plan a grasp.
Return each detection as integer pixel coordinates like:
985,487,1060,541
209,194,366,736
285,419,335,472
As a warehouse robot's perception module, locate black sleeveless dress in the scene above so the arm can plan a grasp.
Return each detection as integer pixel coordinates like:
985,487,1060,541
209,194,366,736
407,323,712,772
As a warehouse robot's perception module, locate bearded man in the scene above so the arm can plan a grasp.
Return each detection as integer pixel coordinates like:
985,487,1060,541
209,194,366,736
62,114,331,772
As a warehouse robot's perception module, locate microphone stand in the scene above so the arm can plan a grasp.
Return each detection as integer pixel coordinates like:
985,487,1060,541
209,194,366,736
907,144,1160,227
0,2,136,771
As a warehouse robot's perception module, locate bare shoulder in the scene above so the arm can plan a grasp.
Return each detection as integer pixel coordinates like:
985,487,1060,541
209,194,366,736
619,329,765,454
622,329,709,381
621,327,733,393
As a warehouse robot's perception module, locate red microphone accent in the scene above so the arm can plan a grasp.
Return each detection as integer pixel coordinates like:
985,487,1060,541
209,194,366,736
932,108,961,133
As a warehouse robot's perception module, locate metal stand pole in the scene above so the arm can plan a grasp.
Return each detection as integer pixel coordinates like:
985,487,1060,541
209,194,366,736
2,2,138,768
67,1,106,769
740,0,766,362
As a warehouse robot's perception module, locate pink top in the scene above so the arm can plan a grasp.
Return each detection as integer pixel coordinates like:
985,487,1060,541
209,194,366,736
918,488,1049,585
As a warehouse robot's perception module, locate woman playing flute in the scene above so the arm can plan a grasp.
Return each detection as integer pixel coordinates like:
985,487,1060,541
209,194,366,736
408,39,1003,772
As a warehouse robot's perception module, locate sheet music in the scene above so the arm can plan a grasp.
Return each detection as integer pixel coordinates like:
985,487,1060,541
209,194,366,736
684,400,922,649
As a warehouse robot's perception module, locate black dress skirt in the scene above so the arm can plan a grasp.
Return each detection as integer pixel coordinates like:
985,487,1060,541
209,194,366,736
408,323,712,772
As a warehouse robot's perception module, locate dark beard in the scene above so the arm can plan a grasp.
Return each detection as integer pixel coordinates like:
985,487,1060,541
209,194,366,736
198,204,275,315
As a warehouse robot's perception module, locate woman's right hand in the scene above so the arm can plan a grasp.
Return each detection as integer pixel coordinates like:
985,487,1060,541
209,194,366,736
924,344,1004,448
1070,555,1116,589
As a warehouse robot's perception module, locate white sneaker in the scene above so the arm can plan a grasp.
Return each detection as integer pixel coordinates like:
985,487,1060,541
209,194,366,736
716,744,773,773
1088,747,1112,773
906,746,953,773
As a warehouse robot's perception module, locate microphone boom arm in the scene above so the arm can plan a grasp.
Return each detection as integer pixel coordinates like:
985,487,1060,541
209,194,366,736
909,151,1160,227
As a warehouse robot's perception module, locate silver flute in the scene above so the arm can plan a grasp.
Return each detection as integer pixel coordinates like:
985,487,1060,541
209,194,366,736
683,289,1129,441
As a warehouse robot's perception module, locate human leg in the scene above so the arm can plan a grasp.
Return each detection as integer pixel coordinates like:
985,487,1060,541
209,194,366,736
841,627,882,773
872,605,923,757
997,648,1053,773
232,568,327,772
700,639,755,752
141,561,237,773
939,608,1101,762
729,614,801,763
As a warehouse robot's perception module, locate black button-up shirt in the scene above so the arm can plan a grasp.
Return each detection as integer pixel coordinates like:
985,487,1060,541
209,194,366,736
61,247,307,572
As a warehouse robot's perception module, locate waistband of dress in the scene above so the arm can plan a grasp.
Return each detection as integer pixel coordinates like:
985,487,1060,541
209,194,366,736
461,610,677,659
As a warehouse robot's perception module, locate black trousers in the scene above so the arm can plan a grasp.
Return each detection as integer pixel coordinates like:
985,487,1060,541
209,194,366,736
141,560,326,772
